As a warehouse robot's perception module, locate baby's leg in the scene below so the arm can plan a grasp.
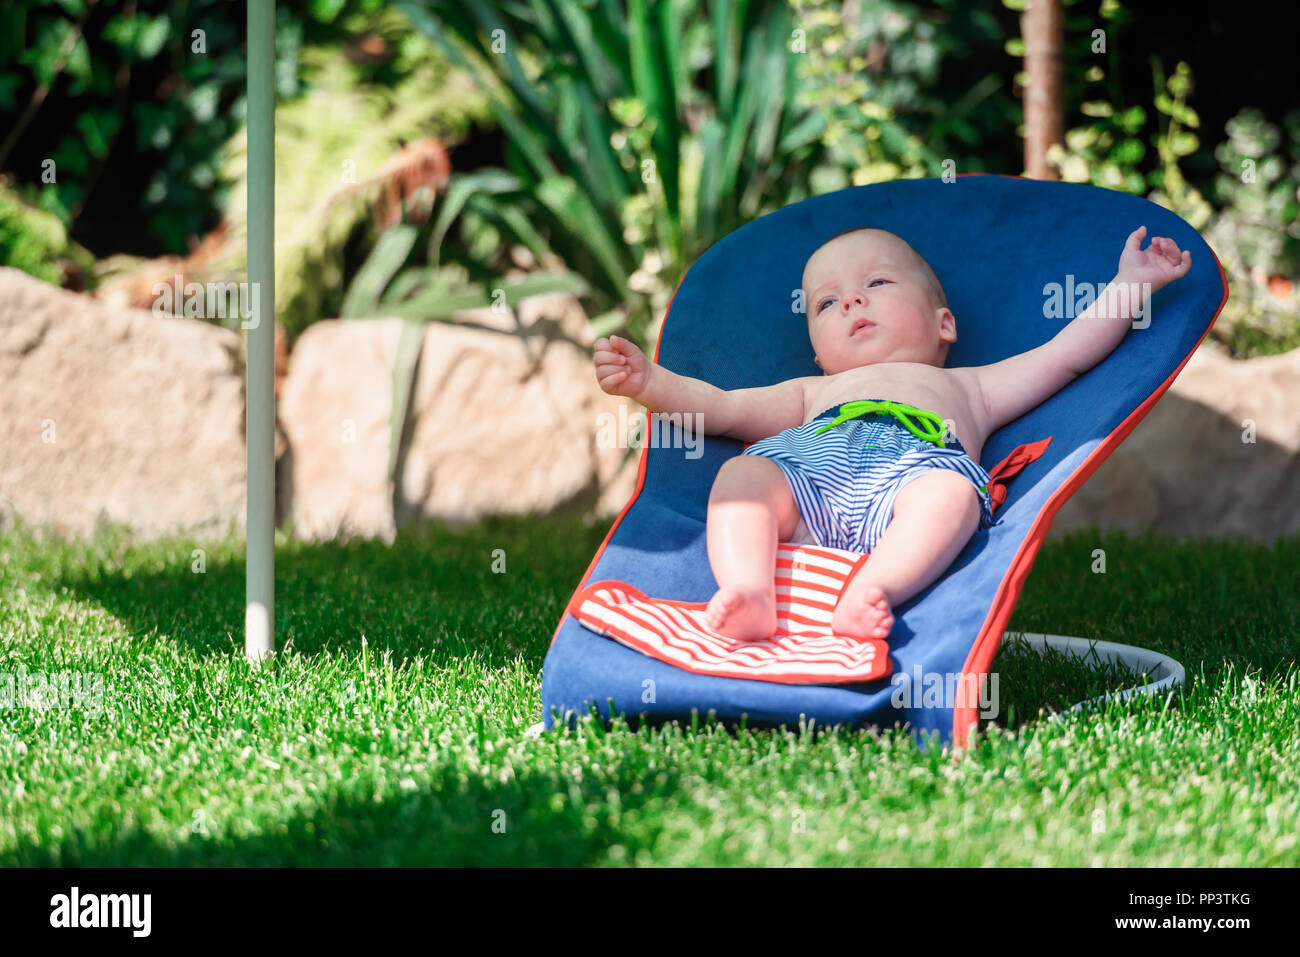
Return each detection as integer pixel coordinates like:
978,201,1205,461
704,455,802,641
832,470,981,641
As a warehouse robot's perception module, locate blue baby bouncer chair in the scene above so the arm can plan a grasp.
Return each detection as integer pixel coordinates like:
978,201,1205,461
541,174,1224,749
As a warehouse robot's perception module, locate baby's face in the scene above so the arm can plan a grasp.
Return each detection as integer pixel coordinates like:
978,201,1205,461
803,231,955,375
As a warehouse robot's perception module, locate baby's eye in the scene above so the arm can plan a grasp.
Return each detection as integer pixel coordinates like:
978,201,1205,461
816,278,888,312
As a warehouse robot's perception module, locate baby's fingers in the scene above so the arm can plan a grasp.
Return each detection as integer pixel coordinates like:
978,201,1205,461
595,362,628,381
598,369,630,389
609,334,642,357
1158,237,1187,265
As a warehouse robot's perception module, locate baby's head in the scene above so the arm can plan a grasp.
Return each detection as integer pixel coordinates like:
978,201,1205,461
802,227,955,374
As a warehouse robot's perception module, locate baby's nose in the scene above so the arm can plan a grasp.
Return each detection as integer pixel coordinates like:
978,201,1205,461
842,292,865,310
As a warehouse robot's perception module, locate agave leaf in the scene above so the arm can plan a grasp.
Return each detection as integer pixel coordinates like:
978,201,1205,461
654,0,684,259
378,266,458,309
735,1,788,217
429,169,521,269
522,0,564,49
458,2,553,131
711,0,748,117
550,0,622,103
385,270,591,322
776,110,828,156
586,308,626,339
694,116,725,250
396,1,558,172
571,79,631,216
578,0,634,93
340,224,419,318
464,192,553,270
535,176,630,299
387,315,427,485
717,58,757,216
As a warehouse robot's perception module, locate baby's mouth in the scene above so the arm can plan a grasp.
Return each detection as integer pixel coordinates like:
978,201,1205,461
849,317,874,336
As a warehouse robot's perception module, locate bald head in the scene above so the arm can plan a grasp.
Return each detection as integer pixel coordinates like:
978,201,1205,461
802,226,956,369
804,227,948,312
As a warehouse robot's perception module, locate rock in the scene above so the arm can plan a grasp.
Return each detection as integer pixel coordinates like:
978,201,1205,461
277,319,402,543
279,292,638,542
0,267,246,541
1047,342,1300,543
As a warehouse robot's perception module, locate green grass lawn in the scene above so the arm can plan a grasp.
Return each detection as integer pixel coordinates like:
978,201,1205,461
1,510,1297,866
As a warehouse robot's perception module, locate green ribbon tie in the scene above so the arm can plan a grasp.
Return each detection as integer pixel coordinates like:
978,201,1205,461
812,400,993,496
813,399,950,449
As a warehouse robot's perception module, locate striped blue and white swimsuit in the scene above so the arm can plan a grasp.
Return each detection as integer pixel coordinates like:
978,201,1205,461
740,398,1000,554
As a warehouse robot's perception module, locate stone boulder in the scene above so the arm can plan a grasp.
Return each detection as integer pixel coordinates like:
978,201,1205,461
1047,342,1300,543
0,267,246,541
278,292,638,542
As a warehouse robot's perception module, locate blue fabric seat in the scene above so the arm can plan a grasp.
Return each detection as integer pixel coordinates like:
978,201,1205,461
541,174,1227,749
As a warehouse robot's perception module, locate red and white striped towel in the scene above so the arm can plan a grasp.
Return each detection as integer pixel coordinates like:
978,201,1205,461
567,542,890,684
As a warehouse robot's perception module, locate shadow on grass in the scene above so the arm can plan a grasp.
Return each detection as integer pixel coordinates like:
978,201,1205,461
5,735,675,866
32,508,613,671
20,511,1299,742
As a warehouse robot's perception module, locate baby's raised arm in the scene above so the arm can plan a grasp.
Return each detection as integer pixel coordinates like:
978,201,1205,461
594,334,809,444
970,225,1191,432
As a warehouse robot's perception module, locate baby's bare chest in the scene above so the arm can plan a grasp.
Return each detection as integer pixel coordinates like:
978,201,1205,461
803,365,987,459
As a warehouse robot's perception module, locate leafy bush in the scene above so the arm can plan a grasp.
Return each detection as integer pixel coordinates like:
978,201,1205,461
0,0,385,255
1002,0,1299,358
1210,108,1300,278
1204,108,1300,357
0,180,94,286
795,0,1018,190
385,0,1020,349
208,19,494,340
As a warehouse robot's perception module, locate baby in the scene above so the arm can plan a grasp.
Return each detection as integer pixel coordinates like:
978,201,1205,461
594,225,1190,643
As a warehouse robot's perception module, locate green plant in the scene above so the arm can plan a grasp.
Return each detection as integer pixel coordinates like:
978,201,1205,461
1144,58,1213,230
0,0,385,254
791,0,937,190
392,0,1020,351
1203,108,1300,357
0,179,95,285
391,0,853,347
796,0,1016,189
1210,108,1300,278
203,17,494,340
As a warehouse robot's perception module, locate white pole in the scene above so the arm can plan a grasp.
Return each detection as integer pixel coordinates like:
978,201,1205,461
245,0,275,662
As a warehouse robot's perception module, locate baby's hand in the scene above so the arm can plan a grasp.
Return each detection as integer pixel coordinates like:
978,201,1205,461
1117,225,1191,293
593,334,653,399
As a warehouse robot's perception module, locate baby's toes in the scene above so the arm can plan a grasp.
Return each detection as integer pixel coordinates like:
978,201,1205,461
705,589,737,628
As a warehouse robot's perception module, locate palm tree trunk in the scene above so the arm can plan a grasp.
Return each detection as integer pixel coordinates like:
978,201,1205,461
1023,0,1064,180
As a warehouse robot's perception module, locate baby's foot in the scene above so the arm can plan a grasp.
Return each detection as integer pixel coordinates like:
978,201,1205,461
832,583,894,642
704,586,777,642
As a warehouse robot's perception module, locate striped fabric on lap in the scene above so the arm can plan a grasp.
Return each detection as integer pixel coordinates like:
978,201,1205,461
566,541,890,684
